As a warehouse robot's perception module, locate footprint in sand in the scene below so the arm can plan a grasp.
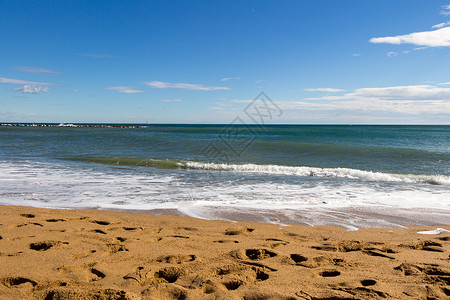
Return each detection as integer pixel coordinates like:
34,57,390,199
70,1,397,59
87,268,106,282
58,264,106,282
20,213,35,218
225,227,254,236
332,287,389,298
106,243,128,254
29,241,68,251
290,254,308,264
123,226,143,231
231,248,278,260
156,254,196,264
318,269,341,277
123,266,156,286
155,267,185,283
223,279,243,290
361,279,377,286
400,240,444,252
265,238,289,248
215,264,270,284
141,283,188,299
46,218,66,222
0,277,37,287
91,220,110,226
362,249,395,260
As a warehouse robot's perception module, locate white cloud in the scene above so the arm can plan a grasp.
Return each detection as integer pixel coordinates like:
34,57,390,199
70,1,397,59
352,53,361,57
304,88,345,92
215,102,232,107
0,77,54,86
161,99,183,102
370,27,450,47
144,81,230,91
438,82,450,85
278,99,450,115
432,21,450,29
441,4,450,16
203,84,450,123
77,53,114,58
16,66,60,75
105,86,144,94
306,85,450,101
220,77,240,81
387,51,398,57
15,85,49,94
295,84,450,115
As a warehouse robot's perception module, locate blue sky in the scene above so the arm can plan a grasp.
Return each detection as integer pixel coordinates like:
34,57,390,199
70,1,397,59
1,0,450,124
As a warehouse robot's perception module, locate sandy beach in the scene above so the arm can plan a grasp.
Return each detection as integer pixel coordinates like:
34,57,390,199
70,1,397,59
0,205,448,299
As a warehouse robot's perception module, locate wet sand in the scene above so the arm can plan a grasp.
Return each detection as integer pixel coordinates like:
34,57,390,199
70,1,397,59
0,205,449,299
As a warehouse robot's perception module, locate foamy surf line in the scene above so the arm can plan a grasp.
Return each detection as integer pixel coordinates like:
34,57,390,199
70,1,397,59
1,159,449,229
77,157,450,186
183,161,450,185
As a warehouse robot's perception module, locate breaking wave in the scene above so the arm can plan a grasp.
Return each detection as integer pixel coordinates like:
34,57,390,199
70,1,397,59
76,157,450,186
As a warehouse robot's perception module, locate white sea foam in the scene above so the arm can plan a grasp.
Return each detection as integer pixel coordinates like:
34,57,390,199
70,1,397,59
182,161,450,186
0,159,449,228
417,228,450,235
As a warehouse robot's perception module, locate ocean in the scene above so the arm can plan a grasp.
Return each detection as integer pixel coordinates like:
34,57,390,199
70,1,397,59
0,124,449,229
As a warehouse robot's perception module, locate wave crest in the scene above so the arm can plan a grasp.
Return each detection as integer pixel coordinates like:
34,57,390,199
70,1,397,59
75,157,450,186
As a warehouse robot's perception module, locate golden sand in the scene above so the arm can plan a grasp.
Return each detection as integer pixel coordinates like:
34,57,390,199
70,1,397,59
0,205,449,299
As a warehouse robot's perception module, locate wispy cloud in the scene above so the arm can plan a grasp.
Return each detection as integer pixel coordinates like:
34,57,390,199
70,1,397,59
387,51,398,57
352,53,361,57
161,99,183,102
215,102,232,107
440,4,450,16
220,77,240,81
278,99,450,116
144,81,230,91
105,86,144,94
432,21,450,29
230,99,253,103
304,88,345,92
274,84,450,116
0,77,54,86
305,84,450,101
15,85,49,94
370,27,450,47
77,53,114,58
15,66,61,75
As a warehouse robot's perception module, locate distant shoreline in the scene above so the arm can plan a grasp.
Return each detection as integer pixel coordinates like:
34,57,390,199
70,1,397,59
0,123,146,128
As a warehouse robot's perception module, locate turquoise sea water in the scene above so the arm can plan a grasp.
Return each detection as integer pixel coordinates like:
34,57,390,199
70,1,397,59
0,124,449,229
